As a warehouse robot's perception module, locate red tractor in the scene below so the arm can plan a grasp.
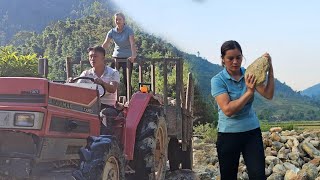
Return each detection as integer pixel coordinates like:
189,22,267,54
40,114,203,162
0,57,194,180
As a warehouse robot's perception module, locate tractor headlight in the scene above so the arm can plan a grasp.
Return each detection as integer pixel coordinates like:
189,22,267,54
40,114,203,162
14,113,35,127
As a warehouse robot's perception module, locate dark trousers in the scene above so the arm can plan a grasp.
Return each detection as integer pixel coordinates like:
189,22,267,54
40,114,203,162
110,61,133,88
100,104,118,135
217,128,266,180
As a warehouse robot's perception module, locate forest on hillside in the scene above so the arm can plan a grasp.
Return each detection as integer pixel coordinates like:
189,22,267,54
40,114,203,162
0,0,320,123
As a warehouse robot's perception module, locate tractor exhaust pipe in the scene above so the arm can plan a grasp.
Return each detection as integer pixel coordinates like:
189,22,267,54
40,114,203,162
38,58,48,78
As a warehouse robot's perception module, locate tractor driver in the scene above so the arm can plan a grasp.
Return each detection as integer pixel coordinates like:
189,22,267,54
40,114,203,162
77,45,120,134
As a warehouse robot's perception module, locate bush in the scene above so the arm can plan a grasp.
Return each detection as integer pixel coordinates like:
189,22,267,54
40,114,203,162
193,123,217,143
0,46,38,77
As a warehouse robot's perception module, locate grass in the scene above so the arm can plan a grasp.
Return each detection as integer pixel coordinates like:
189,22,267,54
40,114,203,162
260,120,320,132
193,121,320,143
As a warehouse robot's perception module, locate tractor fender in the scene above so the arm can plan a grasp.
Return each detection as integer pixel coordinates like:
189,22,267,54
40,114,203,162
124,92,157,160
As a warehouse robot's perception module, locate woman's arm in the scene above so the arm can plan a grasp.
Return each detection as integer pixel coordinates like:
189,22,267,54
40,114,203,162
256,53,274,100
102,37,112,50
215,74,256,117
129,35,137,62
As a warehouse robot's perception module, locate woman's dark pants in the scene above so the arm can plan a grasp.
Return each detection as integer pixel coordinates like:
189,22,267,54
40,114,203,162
217,128,266,180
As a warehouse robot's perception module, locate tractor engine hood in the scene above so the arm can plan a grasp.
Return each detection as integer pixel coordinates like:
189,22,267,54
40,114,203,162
0,77,48,107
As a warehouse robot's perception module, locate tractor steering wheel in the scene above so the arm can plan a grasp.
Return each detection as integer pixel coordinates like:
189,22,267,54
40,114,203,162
70,77,106,98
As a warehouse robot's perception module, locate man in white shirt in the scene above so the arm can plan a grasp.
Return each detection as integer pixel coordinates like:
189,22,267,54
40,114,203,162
78,46,120,134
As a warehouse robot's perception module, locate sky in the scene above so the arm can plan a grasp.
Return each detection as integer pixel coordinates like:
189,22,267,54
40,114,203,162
114,0,320,91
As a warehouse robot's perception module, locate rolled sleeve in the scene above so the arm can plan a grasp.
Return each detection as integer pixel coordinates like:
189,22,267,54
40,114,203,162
211,76,227,97
112,71,120,83
128,27,134,36
106,29,113,39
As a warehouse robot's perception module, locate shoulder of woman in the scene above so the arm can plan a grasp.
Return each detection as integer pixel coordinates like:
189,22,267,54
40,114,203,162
241,67,246,73
212,70,224,80
107,28,114,33
126,26,134,33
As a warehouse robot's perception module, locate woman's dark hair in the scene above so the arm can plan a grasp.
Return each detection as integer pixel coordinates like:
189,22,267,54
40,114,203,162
220,40,242,66
87,46,106,57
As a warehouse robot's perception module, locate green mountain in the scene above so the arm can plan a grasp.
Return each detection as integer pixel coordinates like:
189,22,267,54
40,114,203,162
0,0,118,45
180,54,320,121
302,83,320,100
1,0,320,123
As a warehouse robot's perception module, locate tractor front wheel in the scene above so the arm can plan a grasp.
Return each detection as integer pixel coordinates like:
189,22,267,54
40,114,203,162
73,136,125,180
133,105,168,180
101,140,125,180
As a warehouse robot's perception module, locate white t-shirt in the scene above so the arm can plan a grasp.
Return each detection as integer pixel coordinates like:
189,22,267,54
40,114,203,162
78,66,120,106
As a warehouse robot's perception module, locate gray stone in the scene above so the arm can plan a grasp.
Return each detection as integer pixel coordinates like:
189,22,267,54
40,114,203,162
296,169,308,180
288,152,300,161
271,150,278,156
266,156,281,165
265,147,273,156
283,162,300,173
270,127,282,133
165,169,200,180
285,139,294,149
270,132,281,142
237,172,249,180
272,141,284,151
277,147,288,160
265,168,272,177
280,136,287,143
309,157,320,166
284,170,298,180
267,173,283,180
302,163,318,180
297,158,306,167
264,138,273,147
297,134,304,142
238,164,247,173
310,140,320,147
273,164,287,176
281,130,297,136
203,144,215,152
301,141,320,158
193,137,202,144
303,133,312,139
292,138,300,147
262,132,270,138
239,155,245,164
286,160,301,168
204,164,216,177
245,56,270,86
303,157,311,163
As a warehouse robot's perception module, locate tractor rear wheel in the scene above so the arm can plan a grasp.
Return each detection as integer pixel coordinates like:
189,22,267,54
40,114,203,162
133,105,168,180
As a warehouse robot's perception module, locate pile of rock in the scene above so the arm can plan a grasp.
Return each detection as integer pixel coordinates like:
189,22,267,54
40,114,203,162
192,127,320,180
264,127,320,180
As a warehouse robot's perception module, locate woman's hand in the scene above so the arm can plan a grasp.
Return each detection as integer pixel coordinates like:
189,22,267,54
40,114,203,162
245,74,257,95
263,52,273,75
255,52,274,100
263,52,272,66
128,56,136,63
